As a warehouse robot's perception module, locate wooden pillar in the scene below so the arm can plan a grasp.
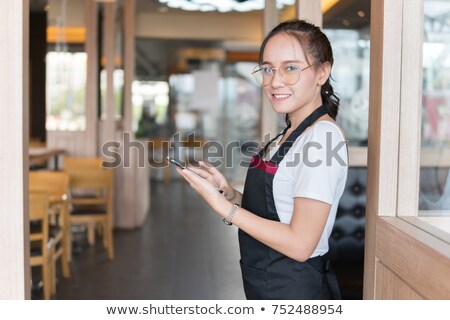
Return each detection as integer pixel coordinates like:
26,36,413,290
123,0,135,135
114,0,150,229
103,2,116,145
297,0,323,28
85,0,99,157
261,0,279,142
0,0,30,299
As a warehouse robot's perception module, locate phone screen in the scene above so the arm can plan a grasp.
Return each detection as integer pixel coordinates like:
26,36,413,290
167,157,186,169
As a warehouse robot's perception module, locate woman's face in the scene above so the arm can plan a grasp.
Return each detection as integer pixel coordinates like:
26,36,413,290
261,33,324,122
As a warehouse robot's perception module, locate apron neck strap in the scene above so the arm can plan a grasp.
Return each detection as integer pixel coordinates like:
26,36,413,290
258,126,289,158
270,105,329,165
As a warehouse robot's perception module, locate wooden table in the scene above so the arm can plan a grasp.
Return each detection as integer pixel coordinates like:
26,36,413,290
29,148,66,169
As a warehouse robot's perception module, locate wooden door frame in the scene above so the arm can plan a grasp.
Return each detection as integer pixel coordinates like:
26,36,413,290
364,0,450,299
0,0,30,299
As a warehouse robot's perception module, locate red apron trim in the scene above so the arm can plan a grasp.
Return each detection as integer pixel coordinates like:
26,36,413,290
250,155,278,175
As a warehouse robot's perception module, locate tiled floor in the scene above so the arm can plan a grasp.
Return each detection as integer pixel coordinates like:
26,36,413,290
32,178,363,300
47,180,245,300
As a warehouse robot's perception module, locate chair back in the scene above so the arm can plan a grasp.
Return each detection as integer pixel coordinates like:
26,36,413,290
66,168,113,207
68,168,113,190
29,170,72,279
63,157,103,171
65,167,115,260
29,192,49,241
29,171,70,201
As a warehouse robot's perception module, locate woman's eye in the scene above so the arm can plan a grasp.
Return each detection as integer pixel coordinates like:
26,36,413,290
285,65,300,72
262,66,273,74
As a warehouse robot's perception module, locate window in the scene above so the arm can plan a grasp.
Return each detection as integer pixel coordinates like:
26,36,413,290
417,0,450,242
46,52,87,131
323,28,370,146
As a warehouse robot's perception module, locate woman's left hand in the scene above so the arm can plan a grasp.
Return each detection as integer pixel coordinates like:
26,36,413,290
176,167,229,217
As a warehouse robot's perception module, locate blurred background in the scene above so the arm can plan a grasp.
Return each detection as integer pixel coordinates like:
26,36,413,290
25,0,450,300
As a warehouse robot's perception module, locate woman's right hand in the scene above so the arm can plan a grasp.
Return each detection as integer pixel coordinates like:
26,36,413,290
188,161,237,201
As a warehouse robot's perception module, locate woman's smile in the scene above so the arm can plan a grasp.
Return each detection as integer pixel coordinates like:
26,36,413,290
272,93,292,101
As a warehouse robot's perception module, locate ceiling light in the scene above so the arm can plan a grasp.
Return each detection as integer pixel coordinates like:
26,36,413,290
199,4,215,12
159,0,295,13
180,1,200,11
167,0,184,9
357,10,365,18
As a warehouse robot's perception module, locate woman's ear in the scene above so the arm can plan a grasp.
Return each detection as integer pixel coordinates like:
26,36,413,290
317,62,331,86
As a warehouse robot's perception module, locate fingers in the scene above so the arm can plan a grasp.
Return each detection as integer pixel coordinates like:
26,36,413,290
199,161,211,167
176,168,198,191
177,167,194,181
199,161,221,175
187,166,210,179
177,167,220,196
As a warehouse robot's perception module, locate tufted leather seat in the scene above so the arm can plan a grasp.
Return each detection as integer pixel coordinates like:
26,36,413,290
329,167,367,299
418,167,450,210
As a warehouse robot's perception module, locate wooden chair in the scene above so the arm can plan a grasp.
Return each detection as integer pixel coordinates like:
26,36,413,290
64,156,109,247
63,156,103,170
29,171,71,292
66,167,114,260
29,192,52,299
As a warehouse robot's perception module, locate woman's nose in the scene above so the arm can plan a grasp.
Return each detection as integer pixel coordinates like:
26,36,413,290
270,69,285,87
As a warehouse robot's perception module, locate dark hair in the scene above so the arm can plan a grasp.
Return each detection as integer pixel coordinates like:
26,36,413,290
259,19,340,126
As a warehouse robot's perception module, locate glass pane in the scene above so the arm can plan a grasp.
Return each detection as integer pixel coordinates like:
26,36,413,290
322,4,370,301
100,2,124,120
418,0,450,239
133,80,170,137
223,62,262,181
323,28,370,146
46,52,87,130
46,0,86,131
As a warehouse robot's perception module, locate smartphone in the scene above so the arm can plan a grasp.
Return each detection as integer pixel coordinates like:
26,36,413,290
167,156,223,194
167,156,186,169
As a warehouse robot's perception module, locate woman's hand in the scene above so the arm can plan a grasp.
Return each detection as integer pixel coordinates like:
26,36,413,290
176,166,230,217
187,161,237,201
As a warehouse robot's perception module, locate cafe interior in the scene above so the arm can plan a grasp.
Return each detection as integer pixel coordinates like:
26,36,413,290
3,0,449,300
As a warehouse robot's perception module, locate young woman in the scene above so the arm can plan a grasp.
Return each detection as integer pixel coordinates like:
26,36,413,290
177,19,348,300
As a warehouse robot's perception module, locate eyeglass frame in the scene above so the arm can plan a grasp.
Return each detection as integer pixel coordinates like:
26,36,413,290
251,63,313,86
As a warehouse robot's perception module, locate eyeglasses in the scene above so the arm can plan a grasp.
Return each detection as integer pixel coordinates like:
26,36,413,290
252,63,312,86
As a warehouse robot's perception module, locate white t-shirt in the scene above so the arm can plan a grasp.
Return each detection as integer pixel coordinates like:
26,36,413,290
263,121,348,258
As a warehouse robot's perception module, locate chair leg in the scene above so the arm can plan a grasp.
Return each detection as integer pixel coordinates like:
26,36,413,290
43,256,52,300
63,205,72,262
97,222,104,238
106,221,114,260
87,223,96,245
102,222,108,249
65,227,72,263
61,247,71,278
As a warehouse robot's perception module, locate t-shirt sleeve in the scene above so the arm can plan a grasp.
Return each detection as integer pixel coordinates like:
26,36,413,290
293,123,348,205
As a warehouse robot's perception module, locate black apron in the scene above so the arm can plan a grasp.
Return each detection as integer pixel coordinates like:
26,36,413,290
239,105,341,300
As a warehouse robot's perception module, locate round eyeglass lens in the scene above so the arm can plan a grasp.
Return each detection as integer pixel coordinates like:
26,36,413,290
252,65,264,85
